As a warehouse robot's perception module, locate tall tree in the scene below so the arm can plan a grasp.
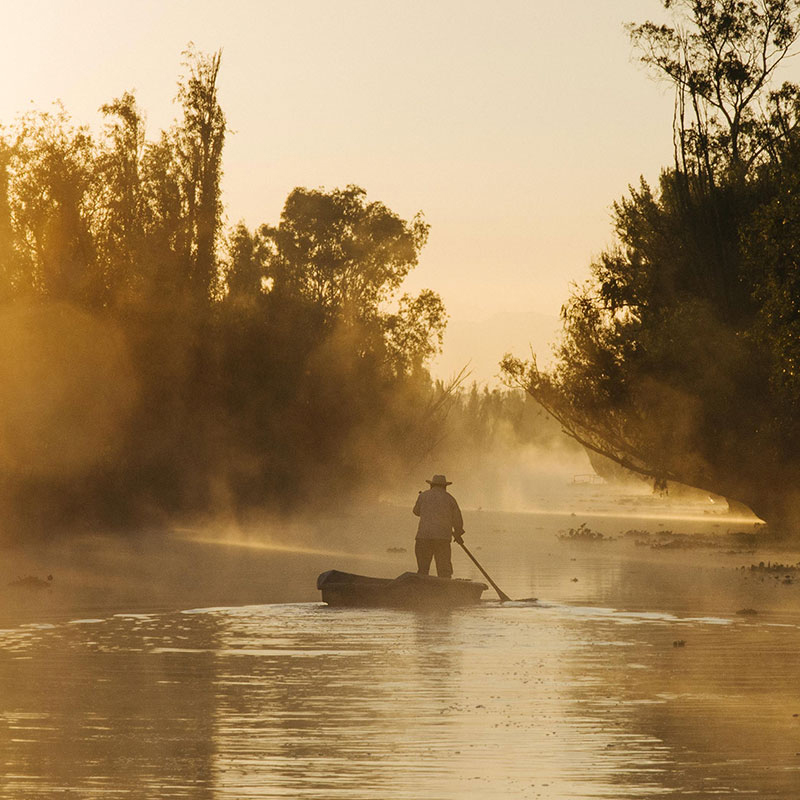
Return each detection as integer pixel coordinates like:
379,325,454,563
224,222,272,310
176,46,226,302
0,134,18,301
8,106,101,305
97,92,146,305
383,289,447,376
264,185,429,324
0,48,459,529
505,0,800,533
629,0,800,180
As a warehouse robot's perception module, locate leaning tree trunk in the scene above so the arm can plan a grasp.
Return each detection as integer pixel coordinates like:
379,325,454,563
738,484,800,539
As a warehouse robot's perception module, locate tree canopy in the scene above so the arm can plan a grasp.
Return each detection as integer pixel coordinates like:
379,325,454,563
505,0,800,533
0,48,455,533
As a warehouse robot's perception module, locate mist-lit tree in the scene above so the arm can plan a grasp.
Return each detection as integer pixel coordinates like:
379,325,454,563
382,289,447,376
97,92,146,304
258,184,446,375
0,135,20,301
628,0,800,180
264,185,429,320
7,106,101,305
136,129,186,301
0,46,463,531
214,188,450,505
504,0,800,534
224,222,272,310
176,45,226,302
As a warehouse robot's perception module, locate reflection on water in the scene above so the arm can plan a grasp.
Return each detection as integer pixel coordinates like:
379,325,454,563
1,598,799,799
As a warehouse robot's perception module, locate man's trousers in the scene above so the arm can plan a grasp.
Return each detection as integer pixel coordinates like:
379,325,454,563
415,538,452,578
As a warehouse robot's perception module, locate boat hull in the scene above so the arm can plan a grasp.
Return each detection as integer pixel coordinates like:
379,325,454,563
317,570,487,608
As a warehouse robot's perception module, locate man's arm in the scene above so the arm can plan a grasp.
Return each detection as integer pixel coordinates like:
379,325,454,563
413,492,422,517
450,496,464,542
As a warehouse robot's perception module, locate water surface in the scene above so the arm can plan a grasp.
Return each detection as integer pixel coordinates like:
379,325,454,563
1,503,799,798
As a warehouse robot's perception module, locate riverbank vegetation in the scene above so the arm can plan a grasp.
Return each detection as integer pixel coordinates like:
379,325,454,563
0,48,558,536
505,0,800,535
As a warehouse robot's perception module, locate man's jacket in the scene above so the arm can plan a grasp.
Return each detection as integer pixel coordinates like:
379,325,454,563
413,487,464,540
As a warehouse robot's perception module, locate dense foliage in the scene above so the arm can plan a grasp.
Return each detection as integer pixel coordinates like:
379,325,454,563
0,48,456,532
504,0,800,532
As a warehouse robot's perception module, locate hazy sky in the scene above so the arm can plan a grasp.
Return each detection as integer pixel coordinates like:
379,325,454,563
1,0,768,377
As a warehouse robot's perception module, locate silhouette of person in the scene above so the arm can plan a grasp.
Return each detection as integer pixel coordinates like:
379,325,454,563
412,474,465,579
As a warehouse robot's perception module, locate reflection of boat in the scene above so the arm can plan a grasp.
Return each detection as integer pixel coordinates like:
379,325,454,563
317,570,487,608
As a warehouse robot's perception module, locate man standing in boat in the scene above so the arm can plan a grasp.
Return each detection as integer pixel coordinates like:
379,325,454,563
413,474,465,579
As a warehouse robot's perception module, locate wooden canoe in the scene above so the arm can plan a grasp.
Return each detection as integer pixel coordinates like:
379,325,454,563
317,569,488,608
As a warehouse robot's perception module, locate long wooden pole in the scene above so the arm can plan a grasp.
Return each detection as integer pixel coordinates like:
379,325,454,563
457,540,511,602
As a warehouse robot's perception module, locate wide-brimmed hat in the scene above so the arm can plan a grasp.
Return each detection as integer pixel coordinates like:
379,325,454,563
426,474,452,487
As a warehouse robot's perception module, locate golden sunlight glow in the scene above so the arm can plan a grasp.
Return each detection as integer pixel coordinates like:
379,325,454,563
0,0,686,384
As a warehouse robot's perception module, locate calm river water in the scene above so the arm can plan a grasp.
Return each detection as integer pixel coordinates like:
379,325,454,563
1,499,799,799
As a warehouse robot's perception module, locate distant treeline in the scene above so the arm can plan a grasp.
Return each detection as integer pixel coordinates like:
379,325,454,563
435,382,572,454
0,48,549,533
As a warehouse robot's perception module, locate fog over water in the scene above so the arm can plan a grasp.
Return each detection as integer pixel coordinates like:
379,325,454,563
3,1,800,795
1,485,799,798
